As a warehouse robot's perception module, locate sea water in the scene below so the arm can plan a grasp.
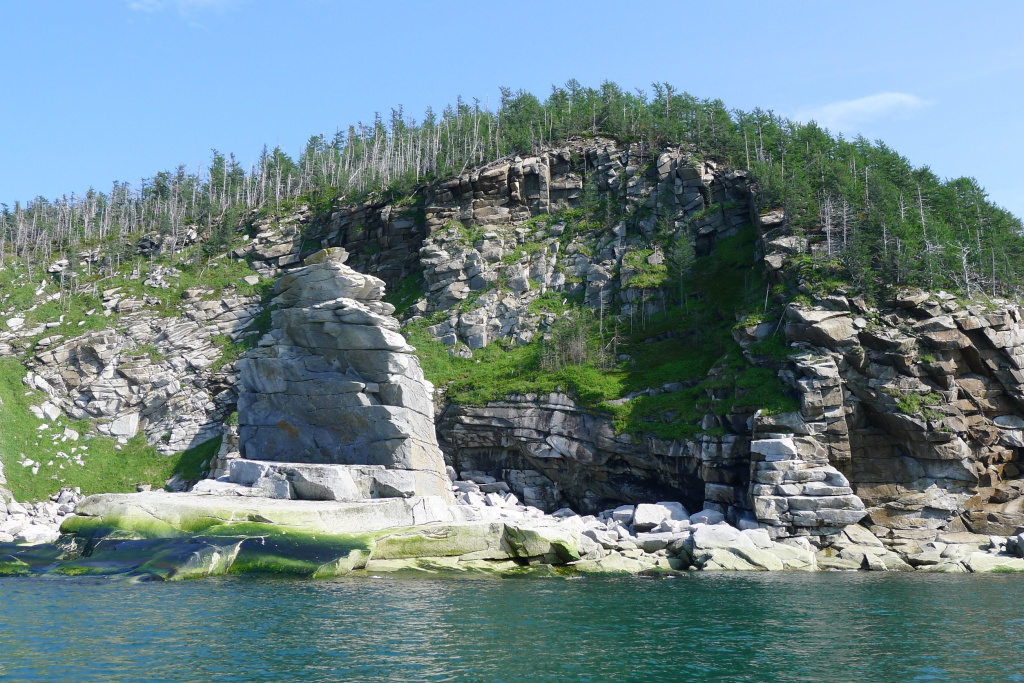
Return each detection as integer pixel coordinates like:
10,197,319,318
1,572,1022,682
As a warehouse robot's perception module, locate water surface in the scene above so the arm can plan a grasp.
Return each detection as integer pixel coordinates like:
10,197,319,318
1,573,1021,682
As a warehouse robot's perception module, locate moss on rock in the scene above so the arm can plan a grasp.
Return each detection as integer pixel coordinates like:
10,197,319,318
371,522,507,560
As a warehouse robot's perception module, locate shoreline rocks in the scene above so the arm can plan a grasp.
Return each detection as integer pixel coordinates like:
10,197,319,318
0,487,81,546
4,480,1022,579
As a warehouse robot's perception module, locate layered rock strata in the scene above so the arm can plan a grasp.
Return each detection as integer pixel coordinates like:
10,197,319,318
439,393,704,513
235,248,452,501
747,212,1024,548
18,293,255,454
749,436,866,538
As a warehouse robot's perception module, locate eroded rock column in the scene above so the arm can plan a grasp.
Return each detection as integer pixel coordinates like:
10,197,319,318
236,248,452,501
750,435,867,539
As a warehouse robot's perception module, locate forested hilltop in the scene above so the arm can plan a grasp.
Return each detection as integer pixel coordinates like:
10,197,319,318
3,79,1022,300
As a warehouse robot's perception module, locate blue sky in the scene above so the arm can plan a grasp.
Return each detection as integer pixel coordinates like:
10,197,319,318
2,1,1023,218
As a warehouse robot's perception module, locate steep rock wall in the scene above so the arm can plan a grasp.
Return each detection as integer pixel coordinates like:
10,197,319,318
438,393,705,513
741,221,1024,546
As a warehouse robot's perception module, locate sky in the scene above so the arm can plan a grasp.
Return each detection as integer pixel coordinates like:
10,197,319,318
1,1,1023,218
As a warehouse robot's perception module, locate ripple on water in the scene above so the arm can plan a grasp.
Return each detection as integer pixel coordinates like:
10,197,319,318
0,572,1022,682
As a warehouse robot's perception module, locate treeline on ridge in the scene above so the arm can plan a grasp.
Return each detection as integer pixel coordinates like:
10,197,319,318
1,79,1021,299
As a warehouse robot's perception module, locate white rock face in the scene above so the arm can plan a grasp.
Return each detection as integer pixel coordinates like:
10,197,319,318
750,438,799,461
40,402,62,421
610,505,635,524
14,524,60,545
750,434,867,538
224,459,419,501
107,412,140,438
26,296,258,455
236,248,453,502
632,502,689,531
690,508,725,525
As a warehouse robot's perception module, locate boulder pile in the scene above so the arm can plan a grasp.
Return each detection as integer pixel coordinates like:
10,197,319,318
0,486,82,545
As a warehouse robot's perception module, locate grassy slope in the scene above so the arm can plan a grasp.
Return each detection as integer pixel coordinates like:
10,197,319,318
0,227,279,502
0,213,293,501
1,245,274,356
0,359,218,502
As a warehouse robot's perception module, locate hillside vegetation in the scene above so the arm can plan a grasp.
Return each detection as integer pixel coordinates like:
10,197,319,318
0,80,1021,502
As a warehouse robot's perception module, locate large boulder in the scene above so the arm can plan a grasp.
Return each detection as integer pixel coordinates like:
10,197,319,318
226,460,422,501
503,520,581,563
372,522,509,561
689,524,785,571
632,502,689,531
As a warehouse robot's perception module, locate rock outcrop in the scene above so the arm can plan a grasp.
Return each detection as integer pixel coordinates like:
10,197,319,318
4,134,1024,579
0,486,82,545
750,212,1024,550
749,435,866,538
235,248,452,501
439,393,704,513
13,290,259,454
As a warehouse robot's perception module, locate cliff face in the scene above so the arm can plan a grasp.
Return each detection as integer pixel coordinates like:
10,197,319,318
229,137,760,519
755,292,1024,541
271,136,1023,548
18,293,258,453
438,394,705,512
2,133,1023,553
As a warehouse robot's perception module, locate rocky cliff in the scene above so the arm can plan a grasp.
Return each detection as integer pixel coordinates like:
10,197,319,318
2,134,1024,573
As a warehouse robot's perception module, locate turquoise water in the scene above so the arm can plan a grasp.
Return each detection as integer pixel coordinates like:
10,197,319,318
1,573,1022,682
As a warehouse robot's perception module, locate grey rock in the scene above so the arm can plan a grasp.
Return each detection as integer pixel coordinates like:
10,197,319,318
235,249,452,502
610,505,635,525
690,509,725,525
632,502,688,531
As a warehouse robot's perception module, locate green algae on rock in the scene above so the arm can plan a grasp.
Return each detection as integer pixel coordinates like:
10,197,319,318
3,491,592,580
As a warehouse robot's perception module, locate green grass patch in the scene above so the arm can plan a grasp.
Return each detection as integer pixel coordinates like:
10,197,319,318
444,220,487,247
895,391,943,416
384,271,427,317
0,268,39,311
527,291,579,316
747,333,793,362
622,249,668,289
134,344,166,364
501,240,548,265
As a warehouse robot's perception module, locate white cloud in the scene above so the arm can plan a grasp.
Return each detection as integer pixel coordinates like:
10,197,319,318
795,92,932,133
126,0,237,13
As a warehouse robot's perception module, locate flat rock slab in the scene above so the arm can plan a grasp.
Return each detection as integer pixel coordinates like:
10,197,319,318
64,491,453,538
963,552,1024,573
358,557,529,576
4,491,589,580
